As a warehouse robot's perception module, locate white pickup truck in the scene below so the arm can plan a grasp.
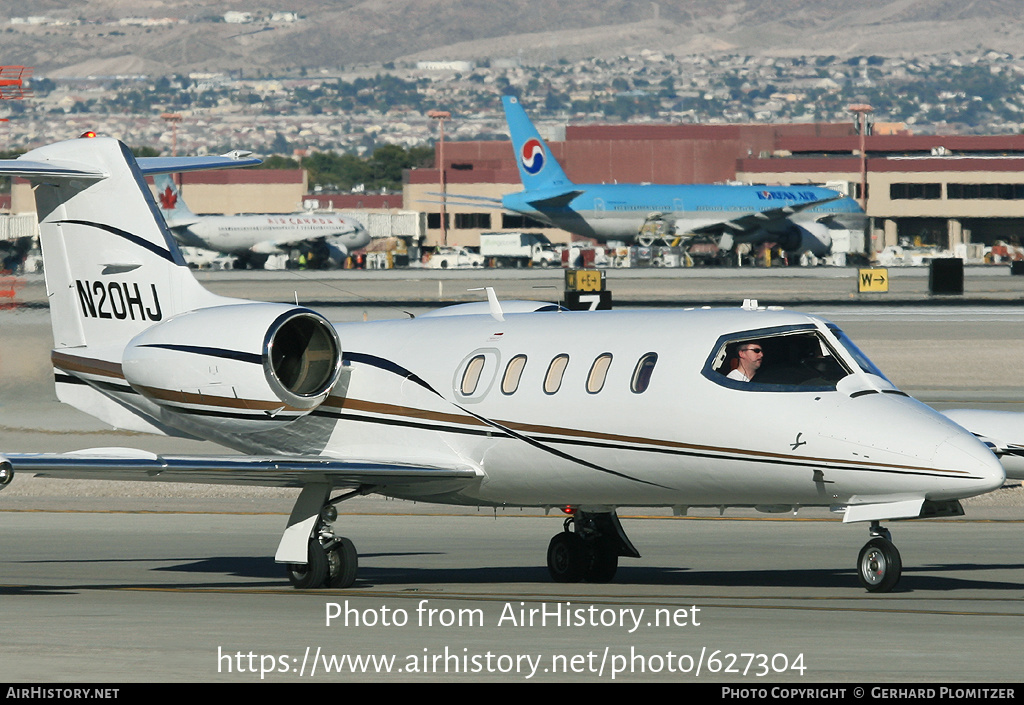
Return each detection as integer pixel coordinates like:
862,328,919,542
426,246,485,269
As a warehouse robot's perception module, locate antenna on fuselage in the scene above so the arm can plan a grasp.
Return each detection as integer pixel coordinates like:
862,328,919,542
280,269,415,318
468,287,505,322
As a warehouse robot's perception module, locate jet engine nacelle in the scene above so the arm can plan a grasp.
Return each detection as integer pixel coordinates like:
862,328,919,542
775,221,833,257
121,303,343,431
0,458,13,490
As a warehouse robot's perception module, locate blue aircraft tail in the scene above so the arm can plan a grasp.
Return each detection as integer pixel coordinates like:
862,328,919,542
502,96,574,191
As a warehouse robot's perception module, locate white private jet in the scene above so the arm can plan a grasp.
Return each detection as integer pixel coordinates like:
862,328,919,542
0,135,1006,593
154,173,370,267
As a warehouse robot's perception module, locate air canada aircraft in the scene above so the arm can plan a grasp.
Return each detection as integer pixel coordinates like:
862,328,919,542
446,97,866,258
0,135,1006,593
154,173,370,266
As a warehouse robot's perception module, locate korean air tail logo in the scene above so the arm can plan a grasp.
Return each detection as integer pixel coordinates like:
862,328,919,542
521,138,545,175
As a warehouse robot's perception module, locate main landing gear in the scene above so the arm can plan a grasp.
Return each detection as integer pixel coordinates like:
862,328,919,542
281,484,366,589
546,509,640,583
286,533,358,590
856,522,902,593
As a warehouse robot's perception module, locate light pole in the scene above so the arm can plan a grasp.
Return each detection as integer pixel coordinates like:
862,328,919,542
428,109,450,246
848,103,873,211
161,112,183,157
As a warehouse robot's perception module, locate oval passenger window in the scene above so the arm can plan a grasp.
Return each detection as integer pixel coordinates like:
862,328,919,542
631,353,657,393
544,354,569,394
461,355,486,396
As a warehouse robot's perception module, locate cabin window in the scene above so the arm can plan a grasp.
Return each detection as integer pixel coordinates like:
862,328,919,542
631,353,657,393
544,354,569,394
502,355,527,395
704,326,857,392
461,355,486,396
587,353,613,394
453,348,500,402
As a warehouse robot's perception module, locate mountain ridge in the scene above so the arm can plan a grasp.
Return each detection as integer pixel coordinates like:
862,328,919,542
2,1,1023,77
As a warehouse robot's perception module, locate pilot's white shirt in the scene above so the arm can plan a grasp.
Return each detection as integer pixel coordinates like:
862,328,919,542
727,368,751,382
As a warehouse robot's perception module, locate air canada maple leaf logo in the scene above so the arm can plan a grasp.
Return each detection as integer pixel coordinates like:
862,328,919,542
158,186,177,210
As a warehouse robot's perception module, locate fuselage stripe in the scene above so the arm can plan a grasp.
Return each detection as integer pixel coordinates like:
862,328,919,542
55,219,176,263
50,350,983,483
137,343,263,365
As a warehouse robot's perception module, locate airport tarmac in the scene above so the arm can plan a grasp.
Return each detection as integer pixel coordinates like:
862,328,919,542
3,509,1023,683
2,268,1024,683
8,263,1024,308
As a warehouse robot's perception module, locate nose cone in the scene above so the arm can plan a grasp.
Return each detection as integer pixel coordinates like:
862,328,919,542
934,424,1006,499
819,391,1005,501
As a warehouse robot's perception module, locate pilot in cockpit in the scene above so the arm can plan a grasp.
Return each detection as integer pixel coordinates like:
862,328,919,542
726,342,763,382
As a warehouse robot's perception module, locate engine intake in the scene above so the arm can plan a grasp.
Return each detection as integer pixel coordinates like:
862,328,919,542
122,303,343,431
0,458,13,490
264,310,342,408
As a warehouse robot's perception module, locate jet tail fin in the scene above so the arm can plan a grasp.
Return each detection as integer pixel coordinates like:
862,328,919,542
152,172,201,227
502,95,573,191
0,135,259,350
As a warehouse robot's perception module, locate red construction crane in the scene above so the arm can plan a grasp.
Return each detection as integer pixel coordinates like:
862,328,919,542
0,66,32,100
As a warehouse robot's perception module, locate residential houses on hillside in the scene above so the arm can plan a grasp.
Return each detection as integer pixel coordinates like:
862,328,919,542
3,46,1024,158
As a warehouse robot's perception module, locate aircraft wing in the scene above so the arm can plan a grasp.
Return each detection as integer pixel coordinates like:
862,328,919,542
426,192,503,205
421,192,506,210
0,450,481,492
690,194,842,236
419,198,512,210
424,188,584,211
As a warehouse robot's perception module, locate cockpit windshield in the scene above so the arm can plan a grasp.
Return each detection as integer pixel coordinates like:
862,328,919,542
704,325,854,391
827,324,892,383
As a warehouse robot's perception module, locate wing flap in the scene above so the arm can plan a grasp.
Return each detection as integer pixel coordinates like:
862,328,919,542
0,450,481,491
425,192,503,205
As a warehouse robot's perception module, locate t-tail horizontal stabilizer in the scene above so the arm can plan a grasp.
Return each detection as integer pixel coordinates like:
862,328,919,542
525,189,586,210
136,150,259,175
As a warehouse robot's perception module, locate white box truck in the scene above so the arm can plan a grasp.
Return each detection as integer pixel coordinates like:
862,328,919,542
479,232,559,268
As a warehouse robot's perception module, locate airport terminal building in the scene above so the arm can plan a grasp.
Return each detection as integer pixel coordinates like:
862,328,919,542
8,121,1024,262
738,133,1024,257
406,123,1024,258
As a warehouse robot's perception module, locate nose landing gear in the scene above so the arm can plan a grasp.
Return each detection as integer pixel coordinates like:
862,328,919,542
857,522,902,593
